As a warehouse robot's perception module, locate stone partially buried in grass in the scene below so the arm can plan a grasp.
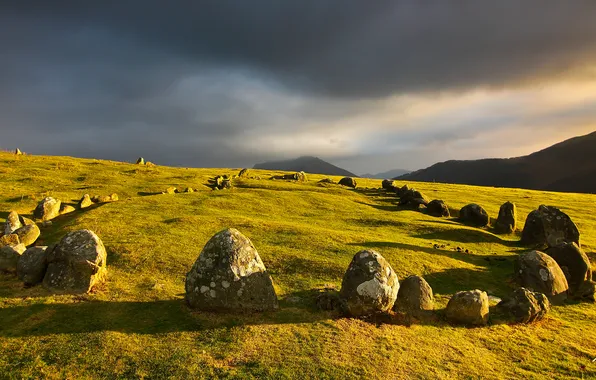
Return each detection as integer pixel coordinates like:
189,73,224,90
459,204,489,227
445,289,489,326
495,202,517,234
340,249,399,317
17,245,52,286
185,228,278,311
497,287,550,324
79,194,93,209
43,230,107,294
393,275,434,317
426,200,450,217
514,250,568,305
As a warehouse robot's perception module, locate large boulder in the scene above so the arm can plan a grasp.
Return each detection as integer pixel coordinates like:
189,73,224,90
514,250,569,304
382,179,397,191
393,275,434,317
445,289,489,326
545,242,592,299
495,202,517,234
33,197,61,221
17,245,51,286
459,204,489,227
0,242,26,273
498,287,550,324
185,228,278,311
396,185,411,198
521,205,580,248
399,189,430,210
339,177,357,188
4,211,22,235
426,200,450,217
13,224,40,247
43,230,107,294
339,249,399,316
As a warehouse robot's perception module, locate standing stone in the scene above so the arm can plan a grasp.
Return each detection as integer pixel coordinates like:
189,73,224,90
33,197,61,221
43,230,107,294
445,289,489,326
340,250,399,316
393,275,434,317
79,194,93,209
514,250,569,304
13,224,40,247
521,205,580,248
185,228,278,311
426,200,450,217
339,177,357,188
498,287,550,324
17,245,52,286
459,204,489,227
15,148,22,155
545,242,592,299
4,211,22,235
136,157,145,165
382,180,397,191
495,202,517,234
0,243,26,273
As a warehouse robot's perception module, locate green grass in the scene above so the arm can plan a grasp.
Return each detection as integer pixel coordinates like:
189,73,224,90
0,152,595,379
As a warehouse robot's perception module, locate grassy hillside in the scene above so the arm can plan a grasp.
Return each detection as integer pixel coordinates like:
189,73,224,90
0,152,595,379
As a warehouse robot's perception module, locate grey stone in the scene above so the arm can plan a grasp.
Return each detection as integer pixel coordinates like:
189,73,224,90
459,204,489,227
445,289,489,326
185,228,278,311
43,230,107,294
13,224,40,247
0,243,26,273
521,205,580,248
0,234,20,247
393,275,434,317
339,177,357,188
545,242,592,299
498,287,550,324
426,200,450,217
17,245,52,286
514,250,569,304
339,250,399,317
495,202,517,234
33,197,61,221
4,211,22,235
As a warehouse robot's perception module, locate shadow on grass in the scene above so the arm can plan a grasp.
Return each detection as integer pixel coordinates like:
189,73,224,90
414,227,521,247
137,191,163,196
34,203,108,244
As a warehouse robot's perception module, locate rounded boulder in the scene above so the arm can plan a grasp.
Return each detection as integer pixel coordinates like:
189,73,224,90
514,250,568,304
445,289,489,326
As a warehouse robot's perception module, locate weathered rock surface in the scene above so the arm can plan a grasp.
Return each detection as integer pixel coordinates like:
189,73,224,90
396,185,411,198
393,275,434,317
33,197,61,221
15,148,22,155
426,200,450,217
514,250,569,304
13,224,40,247
545,242,592,299
0,234,20,247
0,242,26,273
4,211,22,235
498,287,550,324
339,177,357,188
445,289,489,326
59,204,76,215
185,228,278,311
382,179,397,191
399,189,430,210
495,202,517,234
136,157,145,165
43,230,107,294
165,187,177,194
340,249,399,316
79,194,93,209
521,205,580,248
17,245,52,286
459,204,489,227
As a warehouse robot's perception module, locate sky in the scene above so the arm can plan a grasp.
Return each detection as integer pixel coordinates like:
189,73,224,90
1,1,596,174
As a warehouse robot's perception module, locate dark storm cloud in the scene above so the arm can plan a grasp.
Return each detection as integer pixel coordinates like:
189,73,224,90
1,1,596,170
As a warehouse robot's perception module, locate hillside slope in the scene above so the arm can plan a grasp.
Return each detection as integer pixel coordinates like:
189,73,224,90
0,152,595,378
362,168,410,179
398,131,596,193
253,156,356,177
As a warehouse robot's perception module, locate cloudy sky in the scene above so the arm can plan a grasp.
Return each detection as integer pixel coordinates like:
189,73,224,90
1,1,596,174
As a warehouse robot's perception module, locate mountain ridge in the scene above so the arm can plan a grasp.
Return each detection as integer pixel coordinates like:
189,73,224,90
253,156,356,177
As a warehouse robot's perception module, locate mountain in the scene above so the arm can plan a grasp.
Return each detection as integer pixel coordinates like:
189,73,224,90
362,168,411,179
253,156,356,177
398,131,596,194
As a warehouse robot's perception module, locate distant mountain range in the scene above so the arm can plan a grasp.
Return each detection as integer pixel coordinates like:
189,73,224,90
397,131,596,194
362,168,411,179
253,156,356,177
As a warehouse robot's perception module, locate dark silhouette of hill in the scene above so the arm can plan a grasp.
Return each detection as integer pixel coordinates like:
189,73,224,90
253,156,356,177
362,168,410,179
397,131,596,194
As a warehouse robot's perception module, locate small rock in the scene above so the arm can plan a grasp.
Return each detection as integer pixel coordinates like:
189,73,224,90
459,204,489,227
109,193,119,202
184,187,194,193
13,224,40,247
79,194,93,209
59,204,76,215
445,289,489,326
41,221,53,228
136,157,145,165
15,148,22,155
165,187,177,194
0,234,20,247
